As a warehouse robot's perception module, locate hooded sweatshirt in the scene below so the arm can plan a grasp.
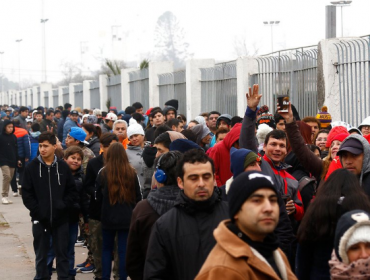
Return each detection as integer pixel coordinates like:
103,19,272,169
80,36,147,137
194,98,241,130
0,120,18,167
29,131,41,161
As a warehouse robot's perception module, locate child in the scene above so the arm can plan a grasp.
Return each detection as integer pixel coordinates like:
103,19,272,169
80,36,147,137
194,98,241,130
34,112,43,124
29,123,41,161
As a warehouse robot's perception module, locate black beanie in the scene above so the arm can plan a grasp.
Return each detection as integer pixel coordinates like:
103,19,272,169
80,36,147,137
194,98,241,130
228,171,277,220
165,99,179,110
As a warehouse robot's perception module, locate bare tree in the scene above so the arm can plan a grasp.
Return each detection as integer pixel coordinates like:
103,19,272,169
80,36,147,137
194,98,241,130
233,34,260,57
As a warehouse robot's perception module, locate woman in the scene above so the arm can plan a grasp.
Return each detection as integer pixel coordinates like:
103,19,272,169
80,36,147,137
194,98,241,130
314,129,329,158
329,210,370,279
296,169,370,280
82,123,101,157
96,143,142,280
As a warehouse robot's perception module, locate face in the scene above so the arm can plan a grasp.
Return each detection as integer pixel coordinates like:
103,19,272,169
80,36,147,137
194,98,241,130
174,123,184,132
234,189,279,242
154,142,169,158
207,114,219,129
201,134,212,145
70,114,79,122
216,133,227,143
130,134,145,147
306,121,320,142
244,161,262,172
39,141,56,159
107,120,114,129
315,132,328,151
347,242,370,263
187,122,197,130
55,112,61,119
46,113,54,121
314,149,321,158
177,162,215,201
149,117,153,126
113,123,127,139
5,124,13,134
82,127,92,141
26,122,32,130
36,114,43,122
218,120,230,131
276,119,286,132
166,110,176,121
101,140,118,155
136,108,144,115
341,151,364,175
361,126,370,136
331,140,342,158
263,137,287,164
65,153,82,172
65,134,79,148
153,112,165,126
21,110,29,118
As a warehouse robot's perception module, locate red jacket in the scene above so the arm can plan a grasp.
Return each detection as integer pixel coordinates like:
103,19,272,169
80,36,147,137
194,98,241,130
208,123,241,186
325,156,342,180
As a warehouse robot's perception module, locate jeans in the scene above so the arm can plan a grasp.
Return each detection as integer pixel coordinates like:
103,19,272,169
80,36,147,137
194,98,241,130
102,229,128,280
47,222,78,277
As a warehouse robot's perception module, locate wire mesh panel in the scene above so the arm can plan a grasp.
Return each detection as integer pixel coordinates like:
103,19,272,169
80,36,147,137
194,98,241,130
129,69,149,111
200,61,237,116
19,92,22,106
52,89,58,107
37,87,41,106
107,75,122,110
334,37,370,127
44,91,49,108
62,87,69,105
158,70,186,115
30,89,33,108
74,84,83,108
90,81,100,109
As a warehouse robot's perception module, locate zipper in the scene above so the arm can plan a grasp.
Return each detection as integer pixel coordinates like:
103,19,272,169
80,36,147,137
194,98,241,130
48,167,53,226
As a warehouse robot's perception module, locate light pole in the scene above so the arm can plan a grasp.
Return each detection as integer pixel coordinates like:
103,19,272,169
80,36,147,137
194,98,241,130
15,39,22,90
263,21,280,53
0,51,4,93
330,1,352,37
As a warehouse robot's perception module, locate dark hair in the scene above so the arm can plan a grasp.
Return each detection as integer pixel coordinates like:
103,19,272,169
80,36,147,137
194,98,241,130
167,118,180,128
57,106,63,111
64,103,72,110
125,106,136,115
154,124,171,139
31,123,40,132
274,113,284,123
216,128,229,139
100,133,119,148
35,111,43,116
132,112,144,123
154,151,183,185
180,129,197,143
298,169,370,242
302,116,321,129
231,116,243,127
82,123,102,139
19,106,28,113
13,119,21,127
62,110,70,119
83,109,89,115
264,129,287,145
307,144,321,157
150,107,164,118
64,146,84,160
177,114,187,123
38,131,57,145
132,102,143,110
54,110,61,115
154,132,171,148
208,111,221,118
46,110,54,117
176,149,215,180
188,120,199,127
314,129,330,144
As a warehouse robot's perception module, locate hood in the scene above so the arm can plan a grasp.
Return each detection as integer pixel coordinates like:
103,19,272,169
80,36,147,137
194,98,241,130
230,147,252,178
30,131,41,138
147,185,180,216
339,134,370,184
222,123,242,150
2,120,15,134
127,144,142,151
87,136,99,146
36,155,61,185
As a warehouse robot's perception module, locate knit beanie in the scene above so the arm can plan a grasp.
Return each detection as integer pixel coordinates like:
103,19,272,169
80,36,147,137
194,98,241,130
326,126,350,148
230,147,260,178
216,114,232,128
334,210,370,264
170,139,201,153
359,116,370,130
256,123,273,145
256,105,275,129
228,171,277,220
316,106,332,128
332,133,349,144
164,99,179,111
127,120,145,139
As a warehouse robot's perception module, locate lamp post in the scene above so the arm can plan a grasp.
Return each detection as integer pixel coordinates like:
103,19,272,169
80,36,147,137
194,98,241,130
263,21,280,53
330,1,352,37
15,39,22,90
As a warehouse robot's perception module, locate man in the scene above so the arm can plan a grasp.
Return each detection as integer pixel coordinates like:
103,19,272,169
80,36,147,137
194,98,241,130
216,114,232,131
65,127,95,173
207,111,221,135
53,110,62,127
62,110,79,146
22,132,78,280
196,171,297,280
0,120,20,204
14,106,29,129
40,110,56,134
64,103,72,111
274,112,286,132
112,120,128,149
57,110,70,143
215,128,228,143
144,149,229,280
83,133,119,278
34,111,43,124
132,102,144,115
163,105,177,121
167,118,184,132
145,108,165,144
101,112,117,133
302,116,321,144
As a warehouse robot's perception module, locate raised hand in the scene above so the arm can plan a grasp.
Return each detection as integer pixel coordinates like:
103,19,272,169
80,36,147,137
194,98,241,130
277,102,294,123
246,84,262,111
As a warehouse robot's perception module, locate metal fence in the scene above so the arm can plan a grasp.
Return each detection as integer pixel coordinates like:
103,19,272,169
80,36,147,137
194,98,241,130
19,91,22,106
90,81,100,109
62,87,69,104
200,61,237,116
158,70,186,115
52,89,58,107
250,46,318,117
129,68,149,111
74,84,83,108
107,75,122,110
37,87,41,106
334,37,370,127
44,91,49,108
30,89,33,108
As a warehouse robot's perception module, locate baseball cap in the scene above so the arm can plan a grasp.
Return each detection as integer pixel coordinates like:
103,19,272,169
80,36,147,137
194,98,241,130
337,138,364,156
70,110,79,115
105,112,117,122
69,127,89,145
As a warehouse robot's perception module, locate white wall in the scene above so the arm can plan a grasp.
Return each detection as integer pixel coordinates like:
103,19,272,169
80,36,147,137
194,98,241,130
148,61,173,108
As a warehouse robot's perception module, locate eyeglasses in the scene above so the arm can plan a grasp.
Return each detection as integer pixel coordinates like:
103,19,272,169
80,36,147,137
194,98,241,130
316,138,327,142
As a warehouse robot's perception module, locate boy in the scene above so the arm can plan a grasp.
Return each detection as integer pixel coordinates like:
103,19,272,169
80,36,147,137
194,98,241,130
34,111,43,124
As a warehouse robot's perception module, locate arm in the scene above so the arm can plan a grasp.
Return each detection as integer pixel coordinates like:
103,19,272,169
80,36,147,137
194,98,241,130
24,134,31,160
84,160,96,196
293,190,304,221
135,175,143,203
21,166,40,219
63,166,79,209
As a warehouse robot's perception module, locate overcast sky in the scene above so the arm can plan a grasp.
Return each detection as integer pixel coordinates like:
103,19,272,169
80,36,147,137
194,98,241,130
0,0,369,85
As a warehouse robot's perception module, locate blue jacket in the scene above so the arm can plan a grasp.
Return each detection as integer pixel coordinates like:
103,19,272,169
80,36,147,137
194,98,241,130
14,127,31,159
62,118,78,145
29,131,41,161
57,118,66,142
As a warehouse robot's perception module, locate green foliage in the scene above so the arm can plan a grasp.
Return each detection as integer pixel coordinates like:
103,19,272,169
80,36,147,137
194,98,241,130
140,59,149,69
106,97,111,111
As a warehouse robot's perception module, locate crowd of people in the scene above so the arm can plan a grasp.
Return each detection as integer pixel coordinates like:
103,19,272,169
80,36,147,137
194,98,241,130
1,84,370,279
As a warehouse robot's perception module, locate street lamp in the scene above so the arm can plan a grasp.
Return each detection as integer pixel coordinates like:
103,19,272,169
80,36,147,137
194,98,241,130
41,18,48,82
331,1,352,37
15,39,22,90
263,21,280,53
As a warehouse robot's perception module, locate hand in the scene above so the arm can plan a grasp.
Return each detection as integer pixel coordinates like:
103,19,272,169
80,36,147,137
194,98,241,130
25,158,29,162
17,160,22,168
246,84,262,111
46,125,54,133
285,200,296,215
277,101,294,124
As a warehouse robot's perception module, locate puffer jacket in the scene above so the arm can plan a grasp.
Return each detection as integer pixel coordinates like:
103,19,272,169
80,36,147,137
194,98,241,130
14,126,31,159
126,144,145,189
86,136,100,157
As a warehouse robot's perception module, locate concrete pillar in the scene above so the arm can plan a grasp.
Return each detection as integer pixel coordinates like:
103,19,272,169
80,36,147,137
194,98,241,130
99,74,108,111
185,59,215,120
58,86,65,108
68,83,77,108
148,61,174,108
32,86,39,108
83,80,92,109
40,83,52,107
326,6,336,39
121,68,137,111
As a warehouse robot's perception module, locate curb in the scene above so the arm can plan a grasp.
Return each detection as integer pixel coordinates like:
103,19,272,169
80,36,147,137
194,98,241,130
0,212,9,227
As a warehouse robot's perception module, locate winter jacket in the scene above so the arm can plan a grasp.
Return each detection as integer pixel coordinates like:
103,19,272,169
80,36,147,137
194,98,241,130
57,117,66,142
325,156,342,180
86,136,100,157
0,120,18,167
69,169,89,224
141,145,157,198
126,145,145,189
21,155,78,228
81,146,95,174
62,117,78,145
84,154,104,221
14,126,31,159
40,118,57,134
96,169,142,230
126,185,180,280
144,126,157,144
13,115,27,130
29,131,41,161
100,122,111,134
208,123,242,186
143,187,229,280
195,220,298,280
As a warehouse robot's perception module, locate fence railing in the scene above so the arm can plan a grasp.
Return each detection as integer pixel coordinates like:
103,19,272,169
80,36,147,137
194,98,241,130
89,81,100,109
107,75,122,110
37,87,41,106
200,61,237,116
129,68,149,112
62,87,69,104
52,89,58,107
74,84,83,108
44,91,49,108
158,70,186,115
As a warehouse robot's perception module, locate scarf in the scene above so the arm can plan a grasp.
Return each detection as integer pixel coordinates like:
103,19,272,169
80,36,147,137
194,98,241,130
329,252,370,279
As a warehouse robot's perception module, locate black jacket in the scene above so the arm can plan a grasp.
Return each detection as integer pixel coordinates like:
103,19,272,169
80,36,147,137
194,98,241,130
69,169,89,224
84,154,104,220
22,155,78,228
96,170,142,230
144,126,157,144
87,136,100,157
143,187,228,280
0,120,18,167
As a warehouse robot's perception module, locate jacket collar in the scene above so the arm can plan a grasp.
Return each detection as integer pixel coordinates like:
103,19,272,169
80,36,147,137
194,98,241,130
263,154,291,171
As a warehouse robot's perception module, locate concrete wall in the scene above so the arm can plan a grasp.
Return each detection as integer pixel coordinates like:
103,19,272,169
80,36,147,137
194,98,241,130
148,61,173,108
83,80,93,109
99,75,108,111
